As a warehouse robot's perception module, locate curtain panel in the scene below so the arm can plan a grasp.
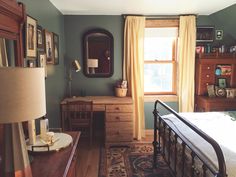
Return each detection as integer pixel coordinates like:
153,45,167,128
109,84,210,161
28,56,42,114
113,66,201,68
178,15,196,112
123,16,145,140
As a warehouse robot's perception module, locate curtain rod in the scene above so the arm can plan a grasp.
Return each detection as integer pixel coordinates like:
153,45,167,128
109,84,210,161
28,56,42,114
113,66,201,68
122,14,197,19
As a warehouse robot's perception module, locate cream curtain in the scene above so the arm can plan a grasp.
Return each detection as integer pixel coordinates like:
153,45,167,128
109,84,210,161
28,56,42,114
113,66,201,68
178,15,196,112
123,16,145,140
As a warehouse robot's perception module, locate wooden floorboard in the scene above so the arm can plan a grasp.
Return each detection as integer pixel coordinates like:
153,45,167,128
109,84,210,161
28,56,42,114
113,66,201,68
77,139,101,177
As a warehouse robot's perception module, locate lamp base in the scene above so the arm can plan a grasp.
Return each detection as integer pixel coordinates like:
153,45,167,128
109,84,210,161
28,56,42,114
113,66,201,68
3,123,33,177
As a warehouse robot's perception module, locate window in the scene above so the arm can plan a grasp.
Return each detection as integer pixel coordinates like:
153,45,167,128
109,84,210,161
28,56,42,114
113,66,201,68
144,19,179,95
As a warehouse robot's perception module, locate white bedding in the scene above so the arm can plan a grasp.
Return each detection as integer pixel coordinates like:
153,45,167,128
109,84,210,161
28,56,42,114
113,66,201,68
163,112,236,177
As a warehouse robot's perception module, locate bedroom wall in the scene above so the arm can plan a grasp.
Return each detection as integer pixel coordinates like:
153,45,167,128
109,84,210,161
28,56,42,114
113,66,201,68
18,0,66,128
197,4,236,46
64,15,123,96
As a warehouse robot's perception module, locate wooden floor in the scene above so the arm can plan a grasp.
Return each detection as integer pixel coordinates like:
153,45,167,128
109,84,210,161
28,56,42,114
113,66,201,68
76,139,101,177
76,132,154,177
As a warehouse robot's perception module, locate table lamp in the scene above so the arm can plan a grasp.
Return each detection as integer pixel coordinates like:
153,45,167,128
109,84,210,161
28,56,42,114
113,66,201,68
0,67,46,177
87,59,98,74
68,59,81,97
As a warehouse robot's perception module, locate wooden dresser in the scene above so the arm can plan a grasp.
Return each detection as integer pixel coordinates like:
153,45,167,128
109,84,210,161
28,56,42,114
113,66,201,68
61,96,133,146
195,54,236,111
30,132,80,177
105,103,133,145
196,96,236,111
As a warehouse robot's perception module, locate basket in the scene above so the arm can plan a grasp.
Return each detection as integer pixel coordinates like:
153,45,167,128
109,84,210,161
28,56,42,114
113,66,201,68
115,88,127,97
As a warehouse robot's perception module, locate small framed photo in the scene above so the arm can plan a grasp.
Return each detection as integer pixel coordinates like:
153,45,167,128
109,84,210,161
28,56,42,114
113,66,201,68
0,38,8,65
215,30,223,40
53,33,59,65
26,15,37,58
37,51,47,78
44,29,54,64
218,78,227,88
207,85,216,97
37,25,45,51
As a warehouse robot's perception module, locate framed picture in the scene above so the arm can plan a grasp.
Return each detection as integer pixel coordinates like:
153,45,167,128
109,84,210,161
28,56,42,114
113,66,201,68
218,78,227,88
26,15,37,58
53,33,59,65
37,25,45,51
196,26,214,42
37,51,47,78
215,30,223,40
44,29,54,64
207,85,216,97
0,38,8,66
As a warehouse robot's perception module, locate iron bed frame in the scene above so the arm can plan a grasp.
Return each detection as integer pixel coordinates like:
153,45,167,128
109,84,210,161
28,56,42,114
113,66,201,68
153,100,227,177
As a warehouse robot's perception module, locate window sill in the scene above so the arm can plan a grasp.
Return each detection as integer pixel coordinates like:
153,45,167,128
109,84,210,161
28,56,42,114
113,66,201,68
144,95,178,103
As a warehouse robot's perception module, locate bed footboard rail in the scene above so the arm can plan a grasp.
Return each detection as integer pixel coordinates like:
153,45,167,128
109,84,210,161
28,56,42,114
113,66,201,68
152,100,226,177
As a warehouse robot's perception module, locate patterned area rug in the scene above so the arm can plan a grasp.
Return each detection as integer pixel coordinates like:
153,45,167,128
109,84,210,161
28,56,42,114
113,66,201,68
99,143,173,177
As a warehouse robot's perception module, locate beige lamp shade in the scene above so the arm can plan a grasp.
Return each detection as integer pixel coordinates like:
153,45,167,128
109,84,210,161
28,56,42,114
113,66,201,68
87,58,98,68
0,67,46,123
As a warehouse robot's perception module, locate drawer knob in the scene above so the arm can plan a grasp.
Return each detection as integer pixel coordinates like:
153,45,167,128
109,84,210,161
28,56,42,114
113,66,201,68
116,131,120,135
207,67,210,69
115,107,120,110
206,75,209,78
116,116,120,120
206,83,209,86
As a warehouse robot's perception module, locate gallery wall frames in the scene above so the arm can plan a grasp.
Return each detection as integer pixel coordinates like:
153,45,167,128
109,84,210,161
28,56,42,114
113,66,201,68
26,15,37,58
25,15,59,66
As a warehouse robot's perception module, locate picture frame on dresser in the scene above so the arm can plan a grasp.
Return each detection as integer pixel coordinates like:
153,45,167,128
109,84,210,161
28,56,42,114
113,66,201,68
0,38,7,65
37,51,47,78
26,15,37,58
218,78,226,88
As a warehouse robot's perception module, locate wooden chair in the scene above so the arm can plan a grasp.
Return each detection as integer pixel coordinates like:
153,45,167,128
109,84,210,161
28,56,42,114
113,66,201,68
66,100,93,145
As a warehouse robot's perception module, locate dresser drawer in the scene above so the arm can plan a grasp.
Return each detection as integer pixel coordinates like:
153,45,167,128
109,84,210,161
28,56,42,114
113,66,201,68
106,122,133,142
106,104,133,113
200,64,215,72
200,73,215,81
106,113,132,122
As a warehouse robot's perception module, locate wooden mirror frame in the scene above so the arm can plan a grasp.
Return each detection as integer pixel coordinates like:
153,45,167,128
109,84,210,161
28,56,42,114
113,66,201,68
83,28,114,77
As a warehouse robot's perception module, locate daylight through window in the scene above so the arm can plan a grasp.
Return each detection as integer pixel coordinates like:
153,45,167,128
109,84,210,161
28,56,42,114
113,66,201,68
144,19,179,95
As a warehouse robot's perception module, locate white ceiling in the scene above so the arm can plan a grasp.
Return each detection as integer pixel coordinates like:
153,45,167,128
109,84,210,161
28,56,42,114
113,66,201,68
49,0,236,15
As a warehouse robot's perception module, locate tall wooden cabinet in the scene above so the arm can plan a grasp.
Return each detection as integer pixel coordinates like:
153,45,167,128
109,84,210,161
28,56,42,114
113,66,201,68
195,53,236,111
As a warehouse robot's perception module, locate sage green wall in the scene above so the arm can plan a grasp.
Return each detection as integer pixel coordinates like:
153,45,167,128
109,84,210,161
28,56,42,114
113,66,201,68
197,4,236,46
64,15,123,96
18,0,66,128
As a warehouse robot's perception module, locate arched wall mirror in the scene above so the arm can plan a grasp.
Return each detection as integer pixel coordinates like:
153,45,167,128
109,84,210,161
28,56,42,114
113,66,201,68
83,28,114,77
